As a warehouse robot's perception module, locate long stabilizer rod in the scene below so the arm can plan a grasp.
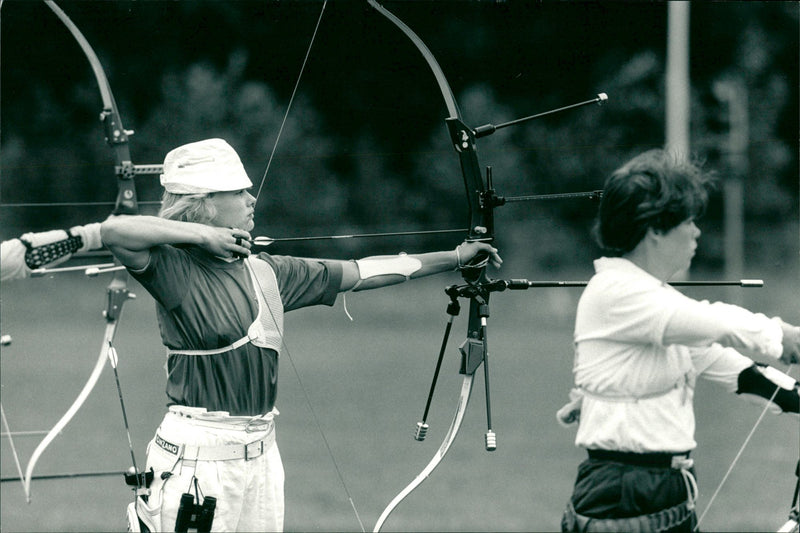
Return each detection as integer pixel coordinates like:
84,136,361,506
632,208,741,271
493,279,763,289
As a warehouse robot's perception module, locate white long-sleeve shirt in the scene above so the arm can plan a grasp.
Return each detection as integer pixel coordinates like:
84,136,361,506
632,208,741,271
571,257,783,453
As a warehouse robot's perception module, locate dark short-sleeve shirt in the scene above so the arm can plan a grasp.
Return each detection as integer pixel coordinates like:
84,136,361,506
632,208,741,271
131,246,342,416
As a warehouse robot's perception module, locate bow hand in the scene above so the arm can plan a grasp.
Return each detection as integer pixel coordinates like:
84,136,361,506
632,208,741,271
455,241,502,271
778,320,800,366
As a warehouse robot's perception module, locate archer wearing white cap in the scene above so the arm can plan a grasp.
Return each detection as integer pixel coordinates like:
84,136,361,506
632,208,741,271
101,138,502,532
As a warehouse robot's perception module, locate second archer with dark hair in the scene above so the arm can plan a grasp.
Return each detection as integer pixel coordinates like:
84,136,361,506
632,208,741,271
558,149,799,533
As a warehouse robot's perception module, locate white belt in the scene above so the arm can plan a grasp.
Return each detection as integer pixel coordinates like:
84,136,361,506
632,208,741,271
167,405,276,432
154,432,273,462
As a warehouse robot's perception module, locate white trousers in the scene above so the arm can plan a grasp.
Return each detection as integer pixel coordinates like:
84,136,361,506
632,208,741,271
136,407,285,532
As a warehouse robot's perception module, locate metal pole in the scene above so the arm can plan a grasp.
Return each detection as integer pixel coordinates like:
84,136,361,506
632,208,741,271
666,1,691,154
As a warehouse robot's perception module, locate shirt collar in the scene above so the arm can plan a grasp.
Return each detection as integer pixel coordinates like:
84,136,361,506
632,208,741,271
594,256,665,286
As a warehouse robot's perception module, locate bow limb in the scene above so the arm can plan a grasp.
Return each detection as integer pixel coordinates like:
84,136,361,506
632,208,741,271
373,375,474,532
368,2,494,530
366,0,458,119
21,321,118,502
367,0,490,246
15,1,143,502
44,0,139,215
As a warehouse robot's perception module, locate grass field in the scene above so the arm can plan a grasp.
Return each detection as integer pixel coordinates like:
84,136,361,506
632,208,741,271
1,262,798,532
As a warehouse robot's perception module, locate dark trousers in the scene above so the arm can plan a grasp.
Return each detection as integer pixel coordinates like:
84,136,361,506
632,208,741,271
562,451,697,533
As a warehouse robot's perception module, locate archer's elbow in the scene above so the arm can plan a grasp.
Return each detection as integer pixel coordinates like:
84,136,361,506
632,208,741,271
100,215,128,248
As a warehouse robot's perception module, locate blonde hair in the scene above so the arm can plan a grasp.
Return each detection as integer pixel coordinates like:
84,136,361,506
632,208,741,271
158,191,218,224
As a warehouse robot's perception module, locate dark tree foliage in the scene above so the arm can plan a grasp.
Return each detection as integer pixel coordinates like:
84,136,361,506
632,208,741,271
1,1,796,269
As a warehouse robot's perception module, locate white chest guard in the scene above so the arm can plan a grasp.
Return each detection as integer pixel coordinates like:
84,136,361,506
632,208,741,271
244,256,284,352
167,257,284,356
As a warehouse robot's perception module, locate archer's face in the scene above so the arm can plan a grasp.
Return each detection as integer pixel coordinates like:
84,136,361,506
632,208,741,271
658,219,701,276
208,189,256,231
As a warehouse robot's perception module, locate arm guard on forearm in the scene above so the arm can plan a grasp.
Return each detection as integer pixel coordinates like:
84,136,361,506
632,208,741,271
736,363,799,413
21,233,83,269
351,254,422,291
18,222,103,270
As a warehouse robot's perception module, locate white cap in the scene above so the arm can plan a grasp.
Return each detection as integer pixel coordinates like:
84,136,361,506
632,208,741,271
160,138,253,194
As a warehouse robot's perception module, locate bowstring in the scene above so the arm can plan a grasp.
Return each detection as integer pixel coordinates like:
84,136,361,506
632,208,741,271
254,1,327,205
252,264,365,532
0,403,29,500
245,2,365,530
694,363,797,531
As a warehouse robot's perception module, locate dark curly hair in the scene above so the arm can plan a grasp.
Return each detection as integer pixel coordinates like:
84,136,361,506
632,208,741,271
593,149,716,256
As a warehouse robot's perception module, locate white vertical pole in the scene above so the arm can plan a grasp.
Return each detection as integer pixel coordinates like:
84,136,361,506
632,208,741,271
714,77,748,303
666,1,691,154
666,1,692,281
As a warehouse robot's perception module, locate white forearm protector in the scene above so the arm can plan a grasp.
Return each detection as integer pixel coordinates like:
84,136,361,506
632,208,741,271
352,253,422,290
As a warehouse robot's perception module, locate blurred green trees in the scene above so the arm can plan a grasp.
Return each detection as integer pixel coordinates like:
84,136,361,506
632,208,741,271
1,1,796,272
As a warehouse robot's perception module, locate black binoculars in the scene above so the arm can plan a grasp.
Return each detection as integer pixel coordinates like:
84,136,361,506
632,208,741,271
174,492,216,533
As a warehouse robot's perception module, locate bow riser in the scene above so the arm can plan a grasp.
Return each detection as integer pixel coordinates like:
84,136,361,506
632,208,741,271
446,118,491,242
446,117,493,352
101,110,138,214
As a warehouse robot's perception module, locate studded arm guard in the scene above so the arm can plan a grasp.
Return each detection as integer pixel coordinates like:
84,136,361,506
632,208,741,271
20,231,83,269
